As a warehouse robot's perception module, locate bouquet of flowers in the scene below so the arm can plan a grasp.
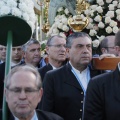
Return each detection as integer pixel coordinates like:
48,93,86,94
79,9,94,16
47,7,73,38
84,0,120,49
0,0,36,32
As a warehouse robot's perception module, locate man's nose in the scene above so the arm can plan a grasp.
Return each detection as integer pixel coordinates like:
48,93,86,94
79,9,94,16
19,90,27,99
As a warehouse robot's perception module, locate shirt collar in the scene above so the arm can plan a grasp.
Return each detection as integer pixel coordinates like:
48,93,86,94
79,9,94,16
69,61,88,74
118,62,120,71
14,110,38,120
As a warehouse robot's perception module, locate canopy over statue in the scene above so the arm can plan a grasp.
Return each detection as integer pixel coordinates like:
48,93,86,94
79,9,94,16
48,0,76,26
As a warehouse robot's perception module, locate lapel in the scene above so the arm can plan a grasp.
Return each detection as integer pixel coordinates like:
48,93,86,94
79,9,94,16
46,63,53,71
112,66,120,101
63,63,83,91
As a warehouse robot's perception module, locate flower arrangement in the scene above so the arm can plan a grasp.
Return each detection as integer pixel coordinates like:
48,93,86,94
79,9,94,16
84,0,120,49
0,0,36,32
47,7,73,38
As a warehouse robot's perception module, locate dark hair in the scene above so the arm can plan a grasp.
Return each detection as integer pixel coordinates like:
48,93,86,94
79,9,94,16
66,32,92,48
115,30,120,46
47,35,65,46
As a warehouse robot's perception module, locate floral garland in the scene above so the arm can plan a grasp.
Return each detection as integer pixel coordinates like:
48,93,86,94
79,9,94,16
0,0,36,32
84,0,120,49
47,7,73,38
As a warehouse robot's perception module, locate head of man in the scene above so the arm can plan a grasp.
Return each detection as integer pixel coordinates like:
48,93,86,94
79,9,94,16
66,32,92,71
46,35,66,66
115,30,120,56
23,38,41,67
12,46,22,64
0,45,6,62
100,36,116,55
5,65,43,119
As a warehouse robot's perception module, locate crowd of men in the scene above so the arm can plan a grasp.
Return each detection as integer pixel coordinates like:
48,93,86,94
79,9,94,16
0,31,120,120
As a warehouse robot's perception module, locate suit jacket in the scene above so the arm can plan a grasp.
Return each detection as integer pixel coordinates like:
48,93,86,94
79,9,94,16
0,62,5,109
83,66,120,120
38,63,53,81
0,109,64,120
41,62,102,120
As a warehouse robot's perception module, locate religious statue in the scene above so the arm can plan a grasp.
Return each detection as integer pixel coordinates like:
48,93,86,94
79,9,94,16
48,0,76,26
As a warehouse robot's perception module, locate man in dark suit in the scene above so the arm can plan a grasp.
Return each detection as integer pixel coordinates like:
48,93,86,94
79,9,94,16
41,32,102,120
1,65,63,120
83,31,120,120
38,35,67,81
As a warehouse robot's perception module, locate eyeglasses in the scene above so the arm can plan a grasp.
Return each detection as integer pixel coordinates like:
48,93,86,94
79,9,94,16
48,44,66,48
7,87,39,96
105,47,115,49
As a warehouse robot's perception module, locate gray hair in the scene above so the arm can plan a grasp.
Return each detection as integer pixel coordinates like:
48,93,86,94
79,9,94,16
23,38,40,52
47,35,65,46
100,37,108,49
115,30,120,46
5,65,42,89
66,32,92,48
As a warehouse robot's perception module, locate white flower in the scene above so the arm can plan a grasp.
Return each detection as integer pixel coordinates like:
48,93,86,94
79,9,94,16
64,8,69,15
106,0,112,3
59,32,66,39
106,26,112,34
118,3,120,8
117,15,120,21
113,1,118,6
62,25,69,32
58,23,63,29
105,16,111,23
84,9,90,15
113,26,119,33
11,8,22,17
0,6,10,16
22,13,29,21
97,0,104,6
96,6,103,13
92,40,100,48
91,5,98,10
6,0,17,8
106,11,114,18
53,28,59,34
94,15,102,22
108,4,115,11
57,7,63,12
86,23,94,29
19,3,28,12
62,18,68,25
89,29,97,36
116,9,120,15
98,35,105,42
98,22,105,28
109,20,117,27
0,1,5,8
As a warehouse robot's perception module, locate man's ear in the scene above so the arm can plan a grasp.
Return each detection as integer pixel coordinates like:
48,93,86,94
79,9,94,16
101,48,108,54
46,46,49,55
4,88,8,102
115,46,120,56
38,88,43,103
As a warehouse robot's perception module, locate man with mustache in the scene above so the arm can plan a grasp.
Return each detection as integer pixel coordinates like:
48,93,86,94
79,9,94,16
41,32,101,120
0,65,63,120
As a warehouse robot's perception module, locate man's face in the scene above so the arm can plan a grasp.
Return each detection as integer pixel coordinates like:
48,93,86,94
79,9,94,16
0,45,6,61
5,71,42,119
12,46,22,63
47,37,66,62
68,36,92,67
24,44,41,66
